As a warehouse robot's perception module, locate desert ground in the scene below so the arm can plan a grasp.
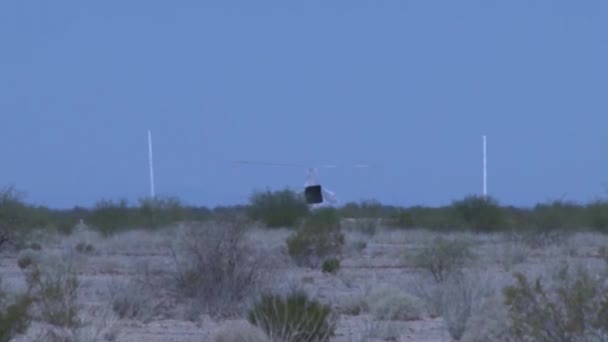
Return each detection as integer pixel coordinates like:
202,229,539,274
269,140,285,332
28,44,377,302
2,219,607,342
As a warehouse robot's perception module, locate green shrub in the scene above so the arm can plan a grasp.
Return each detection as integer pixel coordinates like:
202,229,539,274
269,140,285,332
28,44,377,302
451,195,507,231
247,189,309,228
287,208,344,268
25,262,80,327
339,200,389,218
401,206,456,230
413,237,476,283
321,258,340,274
517,229,569,249
585,199,608,231
87,199,133,236
504,265,608,341
0,186,51,249
247,290,336,342
0,293,33,342
75,242,95,254
531,199,583,231
17,256,34,270
387,208,415,228
137,195,187,228
88,196,195,235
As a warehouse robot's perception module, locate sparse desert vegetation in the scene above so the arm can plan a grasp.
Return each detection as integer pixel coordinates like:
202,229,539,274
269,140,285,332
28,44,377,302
1,186,608,341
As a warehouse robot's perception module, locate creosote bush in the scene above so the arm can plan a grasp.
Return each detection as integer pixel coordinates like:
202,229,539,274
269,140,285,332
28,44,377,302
75,242,95,254
411,270,498,340
387,208,415,228
2,182,608,235
137,196,187,228
0,186,53,250
86,199,132,236
586,199,608,230
287,208,344,268
107,276,158,323
504,263,608,341
321,258,340,275
248,289,336,342
170,217,269,317
25,260,80,328
247,189,310,228
451,195,507,231
413,236,476,283
87,196,191,236
0,288,33,342
439,271,495,341
531,200,584,231
17,255,34,270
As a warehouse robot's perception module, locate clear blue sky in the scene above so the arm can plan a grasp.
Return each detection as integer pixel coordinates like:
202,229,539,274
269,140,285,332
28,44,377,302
1,1,606,209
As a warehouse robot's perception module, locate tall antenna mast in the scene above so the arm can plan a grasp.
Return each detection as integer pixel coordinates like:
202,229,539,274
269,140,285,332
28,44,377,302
483,134,487,197
148,129,155,198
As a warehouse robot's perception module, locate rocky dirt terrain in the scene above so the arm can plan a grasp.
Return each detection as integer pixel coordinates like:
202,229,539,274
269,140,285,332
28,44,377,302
2,221,606,342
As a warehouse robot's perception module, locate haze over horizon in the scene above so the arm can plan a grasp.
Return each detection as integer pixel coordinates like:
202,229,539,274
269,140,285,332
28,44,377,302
1,1,607,209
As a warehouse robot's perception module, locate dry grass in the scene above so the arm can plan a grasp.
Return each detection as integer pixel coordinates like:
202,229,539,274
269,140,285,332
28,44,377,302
214,320,269,342
13,305,121,342
365,285,425,321
359,318,405,341
106,274,158,322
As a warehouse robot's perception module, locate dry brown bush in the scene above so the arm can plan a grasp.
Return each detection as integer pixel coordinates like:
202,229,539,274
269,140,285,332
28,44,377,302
412,269,497,340
168,217,275,318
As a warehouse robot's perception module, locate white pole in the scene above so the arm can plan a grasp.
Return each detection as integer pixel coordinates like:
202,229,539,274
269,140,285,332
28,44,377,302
148,129,155,198
483,135,487,197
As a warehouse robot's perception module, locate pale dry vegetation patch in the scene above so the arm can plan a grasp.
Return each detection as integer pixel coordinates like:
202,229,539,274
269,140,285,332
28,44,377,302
439,270,497,340
25,256,80,328
214,320,269,342
96,227,174,256
370,228,435,245
341,218,380,237
359,318,404,341
10,250,122,342
365,285,425,322
38,305,121,342
491,239,530,272
412,235,477,283
107,275,159,322
167,218,277,319
410,257,510,340
59,228,102,252
337,283,425,323
337,294,368,316
459,294,511,342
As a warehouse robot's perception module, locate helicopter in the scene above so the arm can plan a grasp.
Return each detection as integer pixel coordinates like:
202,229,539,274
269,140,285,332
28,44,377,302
232,161,370,208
